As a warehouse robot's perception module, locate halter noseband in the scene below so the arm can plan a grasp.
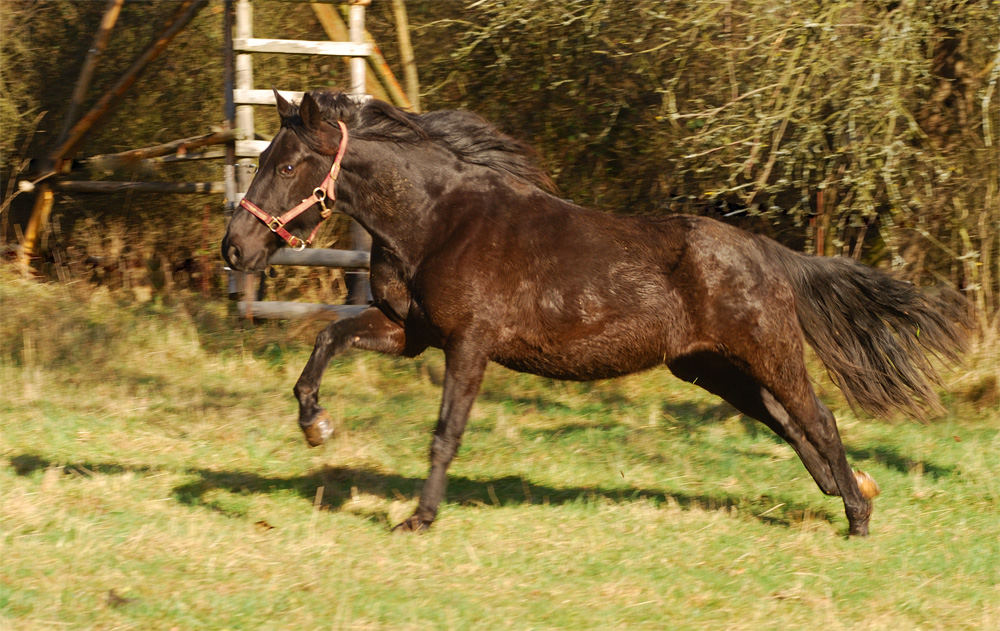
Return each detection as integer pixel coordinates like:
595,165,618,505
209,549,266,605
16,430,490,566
239,120,349,251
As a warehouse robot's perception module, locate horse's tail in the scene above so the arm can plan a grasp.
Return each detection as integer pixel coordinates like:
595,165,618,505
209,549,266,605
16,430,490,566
763,238,970,417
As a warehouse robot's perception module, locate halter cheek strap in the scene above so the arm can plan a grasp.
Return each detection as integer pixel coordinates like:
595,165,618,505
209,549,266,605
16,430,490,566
240,120,349,251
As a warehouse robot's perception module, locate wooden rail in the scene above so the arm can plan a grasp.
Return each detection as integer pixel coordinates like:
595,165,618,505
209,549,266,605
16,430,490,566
56,180,225,194
268,248,370,269
238,301,368,320
233,37,371,57
83,129,240,171
232,249,371,321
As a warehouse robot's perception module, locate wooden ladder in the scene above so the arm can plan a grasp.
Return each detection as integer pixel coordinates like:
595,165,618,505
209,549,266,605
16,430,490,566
223,0,401,318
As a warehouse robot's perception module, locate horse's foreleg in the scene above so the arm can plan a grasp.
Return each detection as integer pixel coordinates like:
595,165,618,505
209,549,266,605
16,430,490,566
394,339,488,532
294,307,408,446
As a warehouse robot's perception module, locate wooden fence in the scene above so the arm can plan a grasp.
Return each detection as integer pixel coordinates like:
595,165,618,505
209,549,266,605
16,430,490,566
237,248,371,319
19,0,419,320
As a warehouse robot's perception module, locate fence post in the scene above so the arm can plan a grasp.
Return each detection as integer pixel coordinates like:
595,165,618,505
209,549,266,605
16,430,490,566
346,0,373,305
227,0,260,302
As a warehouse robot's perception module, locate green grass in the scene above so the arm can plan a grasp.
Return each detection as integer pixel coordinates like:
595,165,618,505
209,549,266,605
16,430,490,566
2,270,999,630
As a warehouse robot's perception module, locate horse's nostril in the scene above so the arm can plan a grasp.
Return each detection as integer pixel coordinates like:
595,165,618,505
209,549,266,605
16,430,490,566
225,243,242,267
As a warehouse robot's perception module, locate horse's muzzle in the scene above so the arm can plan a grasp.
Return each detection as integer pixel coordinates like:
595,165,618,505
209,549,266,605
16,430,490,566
220,237,268,272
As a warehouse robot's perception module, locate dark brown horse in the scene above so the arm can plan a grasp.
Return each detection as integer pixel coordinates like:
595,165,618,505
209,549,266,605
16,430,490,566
221,90,968,536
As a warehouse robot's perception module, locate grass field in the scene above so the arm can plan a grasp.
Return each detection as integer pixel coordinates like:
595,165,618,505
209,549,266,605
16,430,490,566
2,270,998,630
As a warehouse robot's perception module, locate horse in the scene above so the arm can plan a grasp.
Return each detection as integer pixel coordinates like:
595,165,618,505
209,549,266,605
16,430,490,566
221,89,968,536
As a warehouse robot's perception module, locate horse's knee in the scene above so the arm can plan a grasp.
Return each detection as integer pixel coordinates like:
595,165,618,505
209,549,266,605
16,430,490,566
315,323,348,351
293,380,315,400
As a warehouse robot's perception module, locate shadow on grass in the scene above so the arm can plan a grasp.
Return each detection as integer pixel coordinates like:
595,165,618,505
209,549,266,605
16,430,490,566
9,453,159,478
15,434,952,534
168,463,841,530
846,444,955,479
8,453,836,528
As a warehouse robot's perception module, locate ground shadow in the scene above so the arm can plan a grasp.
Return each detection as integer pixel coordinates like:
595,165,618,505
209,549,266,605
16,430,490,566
18,423,960,534
170,462,839,529
9,451,836,528
846,444,955,479
9,453,159,477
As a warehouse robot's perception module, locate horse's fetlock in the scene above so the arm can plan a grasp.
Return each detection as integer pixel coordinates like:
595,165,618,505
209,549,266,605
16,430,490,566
316,329,336,348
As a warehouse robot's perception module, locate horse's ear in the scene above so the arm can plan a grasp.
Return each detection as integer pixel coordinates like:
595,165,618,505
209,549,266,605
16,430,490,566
274,88,294,119
299,92,322,131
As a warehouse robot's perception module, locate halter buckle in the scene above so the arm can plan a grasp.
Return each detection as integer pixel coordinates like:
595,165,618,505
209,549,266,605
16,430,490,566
313,188,331,218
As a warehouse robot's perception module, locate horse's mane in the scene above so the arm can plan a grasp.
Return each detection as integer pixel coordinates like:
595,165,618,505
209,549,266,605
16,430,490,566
290,90,556,193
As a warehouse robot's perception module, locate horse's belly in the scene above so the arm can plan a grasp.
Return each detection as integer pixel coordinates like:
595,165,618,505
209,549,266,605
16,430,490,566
492,322,670,381
495,356,658,381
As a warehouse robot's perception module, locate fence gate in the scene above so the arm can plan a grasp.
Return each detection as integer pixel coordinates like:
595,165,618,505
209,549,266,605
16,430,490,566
19,0,414,315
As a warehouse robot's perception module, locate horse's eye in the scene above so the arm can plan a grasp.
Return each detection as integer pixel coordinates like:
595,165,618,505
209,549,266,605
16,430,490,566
278,164,295,176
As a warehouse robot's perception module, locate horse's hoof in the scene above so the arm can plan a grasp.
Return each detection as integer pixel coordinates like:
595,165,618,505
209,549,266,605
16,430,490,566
848,522,870,537
392,515,432,533
853,470,881,500
300,409,334,447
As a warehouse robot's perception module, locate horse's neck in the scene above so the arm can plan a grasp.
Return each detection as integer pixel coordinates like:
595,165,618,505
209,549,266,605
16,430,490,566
340,141,474,258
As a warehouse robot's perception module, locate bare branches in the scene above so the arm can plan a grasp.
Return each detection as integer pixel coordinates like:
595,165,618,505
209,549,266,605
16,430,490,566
417,0,997,313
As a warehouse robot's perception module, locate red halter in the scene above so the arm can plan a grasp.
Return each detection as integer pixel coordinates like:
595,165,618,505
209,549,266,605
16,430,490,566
239,120,349,251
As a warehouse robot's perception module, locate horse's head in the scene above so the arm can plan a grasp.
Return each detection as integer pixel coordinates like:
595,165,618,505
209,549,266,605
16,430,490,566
221,90,348,272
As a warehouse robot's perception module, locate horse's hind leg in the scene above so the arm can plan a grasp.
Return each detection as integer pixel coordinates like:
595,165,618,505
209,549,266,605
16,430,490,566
669,352,877,535
671,353,839,493
787,393,878,535
754,369,879,536
294,307,417,446
747,384,842,497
